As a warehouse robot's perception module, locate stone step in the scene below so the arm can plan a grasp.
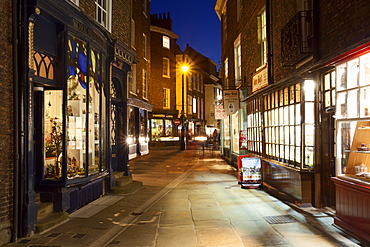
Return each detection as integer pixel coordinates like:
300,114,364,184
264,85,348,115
110,181,143,195
35,212,69,233
37,202,54,220
115,176,133,187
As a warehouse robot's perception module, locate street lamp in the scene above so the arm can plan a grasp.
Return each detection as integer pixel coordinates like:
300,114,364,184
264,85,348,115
180,64,189,150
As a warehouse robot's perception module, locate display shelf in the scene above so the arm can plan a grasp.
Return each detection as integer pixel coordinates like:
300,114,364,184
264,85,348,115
344,121,370,176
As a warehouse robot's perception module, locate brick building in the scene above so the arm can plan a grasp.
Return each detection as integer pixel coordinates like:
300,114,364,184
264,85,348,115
215,0,370,242
149,12,181,143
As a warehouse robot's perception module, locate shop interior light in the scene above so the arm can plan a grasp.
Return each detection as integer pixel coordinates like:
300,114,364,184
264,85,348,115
127,137,134,144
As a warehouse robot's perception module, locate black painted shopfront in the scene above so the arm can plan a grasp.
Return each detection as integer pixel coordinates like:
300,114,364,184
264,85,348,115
18,0,134,235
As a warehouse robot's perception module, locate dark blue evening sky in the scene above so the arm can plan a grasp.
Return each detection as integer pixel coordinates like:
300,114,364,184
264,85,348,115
150,0,221,66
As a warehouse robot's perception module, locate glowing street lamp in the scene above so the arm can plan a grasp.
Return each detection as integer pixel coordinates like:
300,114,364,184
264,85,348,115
180,63,189,150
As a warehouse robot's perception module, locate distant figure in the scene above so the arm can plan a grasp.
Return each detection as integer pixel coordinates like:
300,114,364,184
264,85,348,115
213,129,220,150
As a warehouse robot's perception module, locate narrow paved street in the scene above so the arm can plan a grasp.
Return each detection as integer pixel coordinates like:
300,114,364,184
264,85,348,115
6,148,360,247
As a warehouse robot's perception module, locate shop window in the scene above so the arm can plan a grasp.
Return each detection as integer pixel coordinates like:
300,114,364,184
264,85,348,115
247,99,262,155
163,57,170,77
65,35,105,179
128,106,135,144
335,52,370,178
164,119,173,136
139,109,147,143
224,117,230,147
151,119,163,140
303,80,315,168
44,90,63,180
95,0,112,32
264,83,303,167
232,112,240,153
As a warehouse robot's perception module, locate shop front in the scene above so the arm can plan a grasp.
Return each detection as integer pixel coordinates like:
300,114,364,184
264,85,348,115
331,46,370,242
21,0,130,234
31,1,113,212
245,80,316,206
150,113,179,146
127,98,152,158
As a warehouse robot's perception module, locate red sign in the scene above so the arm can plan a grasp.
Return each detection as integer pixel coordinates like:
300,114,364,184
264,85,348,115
174,119,181,125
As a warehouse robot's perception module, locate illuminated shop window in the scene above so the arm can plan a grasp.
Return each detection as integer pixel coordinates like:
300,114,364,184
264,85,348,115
335,52,370,177
263,83,306,168
44,90,63,180
247,99,262,155
63,35,105,179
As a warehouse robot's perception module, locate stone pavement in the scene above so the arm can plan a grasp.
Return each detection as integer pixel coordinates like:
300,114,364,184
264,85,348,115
5,148,362,247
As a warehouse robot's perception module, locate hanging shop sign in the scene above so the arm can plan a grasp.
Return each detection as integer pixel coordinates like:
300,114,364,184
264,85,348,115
223,90,239,115
252,65,268,92
215,104,228,119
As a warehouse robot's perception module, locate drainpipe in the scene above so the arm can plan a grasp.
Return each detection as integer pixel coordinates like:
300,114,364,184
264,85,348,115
12,0,20,242
266,0,273,84
312,0,320,62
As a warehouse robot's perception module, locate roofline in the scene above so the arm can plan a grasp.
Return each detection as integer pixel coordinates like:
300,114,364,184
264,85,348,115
150,25,179,39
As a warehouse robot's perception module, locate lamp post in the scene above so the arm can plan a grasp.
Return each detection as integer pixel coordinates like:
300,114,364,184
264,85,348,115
180,64,189,150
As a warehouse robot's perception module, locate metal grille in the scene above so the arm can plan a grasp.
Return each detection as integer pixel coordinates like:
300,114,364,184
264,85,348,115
111,104,116,145
264,215,298,224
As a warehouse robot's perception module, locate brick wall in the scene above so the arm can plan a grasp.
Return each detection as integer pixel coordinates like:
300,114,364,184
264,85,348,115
319,0,370,60
0,0,14,244
131,0,151,101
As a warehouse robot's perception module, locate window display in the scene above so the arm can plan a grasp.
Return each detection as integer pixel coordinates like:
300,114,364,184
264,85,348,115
224,117,230,147
44,90,63,180
336,52,370,177
43,34,106,180
264,83,302,166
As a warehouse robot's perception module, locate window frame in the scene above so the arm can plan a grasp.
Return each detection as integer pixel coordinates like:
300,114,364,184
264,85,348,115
163,36,170,49
234,35,242,87
163,88,170,109
257,9,267,66
163,57,170,78
142,69,148,99
95,0,112,32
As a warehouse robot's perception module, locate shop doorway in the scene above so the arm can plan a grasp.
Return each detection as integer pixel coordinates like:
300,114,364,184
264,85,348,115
321,110,336,207
320,70,336,207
